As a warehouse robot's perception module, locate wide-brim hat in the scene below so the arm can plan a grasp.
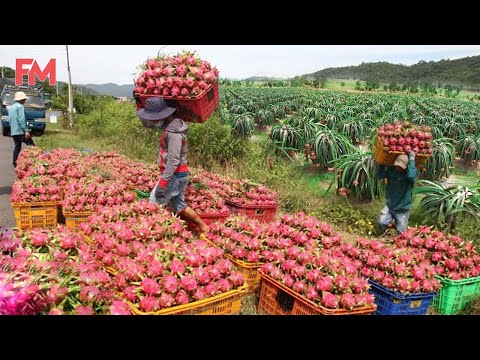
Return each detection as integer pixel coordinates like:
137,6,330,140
137,97,176,121
14,91,29,101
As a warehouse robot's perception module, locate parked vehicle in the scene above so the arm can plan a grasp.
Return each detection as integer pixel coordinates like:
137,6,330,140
1,83,47,136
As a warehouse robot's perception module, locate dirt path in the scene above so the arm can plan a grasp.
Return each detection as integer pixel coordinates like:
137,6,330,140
0,133,16,227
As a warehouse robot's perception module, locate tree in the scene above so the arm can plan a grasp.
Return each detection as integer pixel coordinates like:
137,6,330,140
341,82,345,87
41,79,56,95
319,77,327,88
0,66,15,78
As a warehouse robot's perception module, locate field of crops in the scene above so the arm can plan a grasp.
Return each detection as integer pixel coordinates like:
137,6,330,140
222,87,479,161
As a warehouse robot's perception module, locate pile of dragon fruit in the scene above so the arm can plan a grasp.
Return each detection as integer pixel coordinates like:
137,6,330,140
79,201,246,312
184,183,230,216
377,121,432,155
11,175,62,203
0,225,130,315
207,213,373,311
191,170,278,206
134,50,219,98
15,148,83,181
61,176,136,213
343,238,442,294
206,213,340,264
393,226,480,280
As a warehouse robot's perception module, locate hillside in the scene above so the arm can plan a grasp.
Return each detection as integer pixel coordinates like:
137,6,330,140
0,78,97,96
302,55,480,89
82,83,134,98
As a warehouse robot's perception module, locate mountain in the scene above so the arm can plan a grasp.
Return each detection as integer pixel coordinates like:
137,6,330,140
82,83,134,98
301,55,480,89
0,78,98,96
56,81,98,95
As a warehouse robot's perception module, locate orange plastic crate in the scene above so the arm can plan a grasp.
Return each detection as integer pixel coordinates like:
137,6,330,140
12,201,60,230
63,211,95,229
126,283,248,315
201,235,262,294
257,273,376,315
374,136,428,169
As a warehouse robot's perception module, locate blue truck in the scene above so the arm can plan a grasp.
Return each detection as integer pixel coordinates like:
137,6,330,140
1,82,47,136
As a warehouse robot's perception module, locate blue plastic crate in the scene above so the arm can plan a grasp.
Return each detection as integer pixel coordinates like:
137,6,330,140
368,280,437,315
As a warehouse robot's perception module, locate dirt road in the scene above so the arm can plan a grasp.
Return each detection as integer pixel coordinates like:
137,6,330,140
0,133,16,227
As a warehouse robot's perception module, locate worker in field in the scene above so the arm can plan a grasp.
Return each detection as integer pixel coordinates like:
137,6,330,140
9,92,35,167
376,151,417,234
137,97,209,233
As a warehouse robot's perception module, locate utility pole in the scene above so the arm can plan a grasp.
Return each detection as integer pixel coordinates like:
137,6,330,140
1,67,4,78
66,45,74,127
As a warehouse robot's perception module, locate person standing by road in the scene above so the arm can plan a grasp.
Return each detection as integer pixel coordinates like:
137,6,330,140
9,91,35,167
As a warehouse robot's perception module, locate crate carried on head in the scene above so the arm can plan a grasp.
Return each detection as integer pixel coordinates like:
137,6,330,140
374,121,432,169
133,50,220,124
135,83,219,124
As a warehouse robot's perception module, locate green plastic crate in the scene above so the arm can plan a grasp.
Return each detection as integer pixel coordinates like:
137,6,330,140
432,275,480,315
135,189,151,200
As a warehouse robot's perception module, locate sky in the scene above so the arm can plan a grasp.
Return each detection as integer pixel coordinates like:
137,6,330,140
1,45,479,85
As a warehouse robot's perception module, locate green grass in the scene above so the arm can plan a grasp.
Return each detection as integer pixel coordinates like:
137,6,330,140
301,167,336,196
36,122,114,152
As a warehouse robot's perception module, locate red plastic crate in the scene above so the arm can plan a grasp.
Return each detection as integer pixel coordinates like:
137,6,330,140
135,83,219,123
225,200,277,223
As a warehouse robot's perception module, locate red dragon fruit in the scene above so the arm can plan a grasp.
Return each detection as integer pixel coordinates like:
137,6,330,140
321,292,339,309
161,275,179,294
315,276,333,292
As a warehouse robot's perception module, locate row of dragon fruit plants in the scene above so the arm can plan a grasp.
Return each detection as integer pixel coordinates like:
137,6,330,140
221,87,480,174
3,202,480,315
11,146,278,220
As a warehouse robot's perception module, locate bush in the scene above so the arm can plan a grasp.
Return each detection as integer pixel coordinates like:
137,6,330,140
75,101,159,162
188,116,248,168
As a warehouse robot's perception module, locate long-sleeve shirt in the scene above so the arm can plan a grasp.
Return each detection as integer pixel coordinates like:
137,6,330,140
157,118,189,182
8,102,29,136
376,160,417,212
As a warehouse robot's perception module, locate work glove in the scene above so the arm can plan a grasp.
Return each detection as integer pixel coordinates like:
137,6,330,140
408,151,416,161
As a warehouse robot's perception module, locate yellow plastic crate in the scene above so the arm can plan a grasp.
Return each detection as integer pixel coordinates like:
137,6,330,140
12,201,60,230
127,283,248,315
63,211,95,229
